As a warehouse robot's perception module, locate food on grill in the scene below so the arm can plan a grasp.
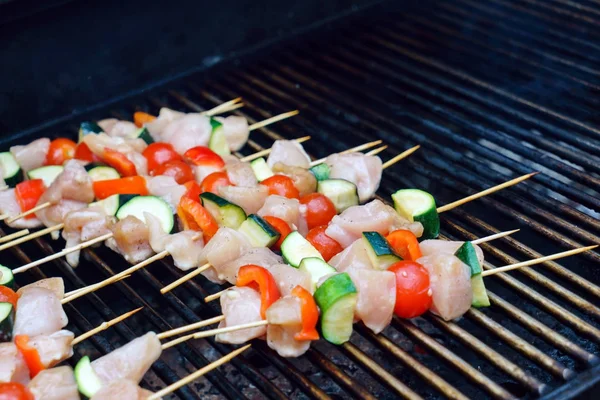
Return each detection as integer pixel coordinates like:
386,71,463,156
218,185,269,215
10,138,50,174
266,294,312,357
225,157,258,187
279,231,324,267
347,268,396,334
266,140,311,169
0,344,30,383
62,207,113,267
216,287,266,344
146,212,203,270
272,162,317,196
105,215,154,264
199,227,252,284
392,188,440,240
13,287,68,337
28,366,79,400
0,190,43,229
454,241,490,307
200,192,246,229
18,330,74,372
313,272,358,345
257,195,304,234
237,214,281,248
325,152,383,203
0,152,23,188
89,379,154,400
362,231,402,270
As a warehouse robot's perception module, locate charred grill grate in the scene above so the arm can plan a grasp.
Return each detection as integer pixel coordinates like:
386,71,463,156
2,0,600,398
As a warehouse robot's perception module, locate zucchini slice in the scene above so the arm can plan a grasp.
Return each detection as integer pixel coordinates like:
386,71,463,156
314,273,358,345
455,242,490,308
317,179,359,213
0,302,14,342
78,122,103,142
200,192,246,229
86,165,120,182
28,165,64,187
74,356,103,397
0,265,15,289
238,214,280,248
309,163,330,181
250,158,274,182
116,195,174,233
90,194,121,216
130,127,154,144
0,152,22,187
298,257,336,291
391,189,440,240
208,118,231,156
281,231,324,267
362,232,401,270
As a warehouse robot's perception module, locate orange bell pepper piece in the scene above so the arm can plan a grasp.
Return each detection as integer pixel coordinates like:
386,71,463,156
14,335,44,378
291,285,319,341
386,229,422,261
236,265,281,319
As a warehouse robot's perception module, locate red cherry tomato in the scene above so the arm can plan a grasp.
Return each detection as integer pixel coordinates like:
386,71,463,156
261,175,300,199
306,225,343,261
388,261,432,319
263,216,292,251
45,138,77,165
0,383,34,400
74,142,101,163
0,286,18,309
151,159,194,184
299,193,337,230
200,171,232,194
184,146,225,168
142,143,182,172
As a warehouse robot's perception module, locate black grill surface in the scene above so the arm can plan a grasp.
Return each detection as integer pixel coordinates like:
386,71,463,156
2,0,600,399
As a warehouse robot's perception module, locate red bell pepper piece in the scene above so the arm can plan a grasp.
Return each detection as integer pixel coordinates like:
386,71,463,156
133,111,156,127
103,148,137,177
74,142,101,163
14,179,46,219
92,176,148,200
236,265,281,319
14,335,44,378
183,181,202,203
0,382,35,400
177,197,218,241
291,285,319,341
200,171,232,195
0,286,18,309
183,146,225,168
386,230,422,261
262,216,291,251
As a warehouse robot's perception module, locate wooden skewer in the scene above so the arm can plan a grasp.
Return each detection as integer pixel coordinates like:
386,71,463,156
482,245,598,277
0,214,9,221
160,263,212,294
365,145,388,157
382,145,421,170
13,232,114,274
239,136,311,162
161,320,268,350
471,229,520,245
201,97,243,116
309,140,384,166
72,307,143,346
64,274,132,298
0,229,30,244
157,315,226,340
0,223,64,252
437,172,539,213
6,202,52,224
204,288,229,303
248,110,299,132
147,344,251,400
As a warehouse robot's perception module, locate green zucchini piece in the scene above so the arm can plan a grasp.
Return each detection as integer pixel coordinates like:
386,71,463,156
89,194,120,216
75,356,103,397
391,189,440,240
28,165,64,187
454,242,490,307
250,158,274,182
131,127,154,144
0,265,15,289
0,152,22,187
298,257,336,291
314,273,358,345
317,179,359,213
0,302,14,342
309,163,330,181
86,165,120,182
208,118,230,156
362,232,401,270
116,195,174,233
238,214,280,248
280,231,324,267
78,122,103,142
200,192,246,229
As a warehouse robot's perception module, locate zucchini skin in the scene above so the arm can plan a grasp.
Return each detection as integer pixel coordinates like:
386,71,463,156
0,302,14,342
0,266,15,289
314,273,358,345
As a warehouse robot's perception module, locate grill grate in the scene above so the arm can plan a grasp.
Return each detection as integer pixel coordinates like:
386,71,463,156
2,0,600,398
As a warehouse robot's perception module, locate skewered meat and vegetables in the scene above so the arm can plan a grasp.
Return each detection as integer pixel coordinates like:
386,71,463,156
267,140,311,169
28,366,79,400
216,287,266,344
13,287,68,337
0,343,29,384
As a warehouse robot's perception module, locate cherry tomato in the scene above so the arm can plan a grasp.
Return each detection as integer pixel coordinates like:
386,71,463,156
263,216,292,251
184,146,225,168
45,138,77,166
388,261,432,319
151,159,194,184
201,171,232,194
0,383,34,400
261,175,300,199
306,225,343,261
0,286,18,309
142,143,182,172
74,142,101,163
299,193,337,230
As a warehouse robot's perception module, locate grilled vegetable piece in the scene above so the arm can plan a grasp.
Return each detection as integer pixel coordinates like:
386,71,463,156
116,195,174,234
314,273,358,345
391,189,439,240
298,257,336,291
0,302,14,342
85,165,120,182
250,158,274,182
200,192,247,229
238,214,280,248
309,163,330,181
0,152,23,187
0,266,15,289
208,118,231,156
317,179,359,213
93,176,148,200
280,231,324,267
454,242,490,308
362,232,401,270
27,166,63,188
130,127,154,144
75,356,103,397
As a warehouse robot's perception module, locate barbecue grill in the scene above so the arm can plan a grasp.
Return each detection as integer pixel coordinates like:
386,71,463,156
1,0,600,398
